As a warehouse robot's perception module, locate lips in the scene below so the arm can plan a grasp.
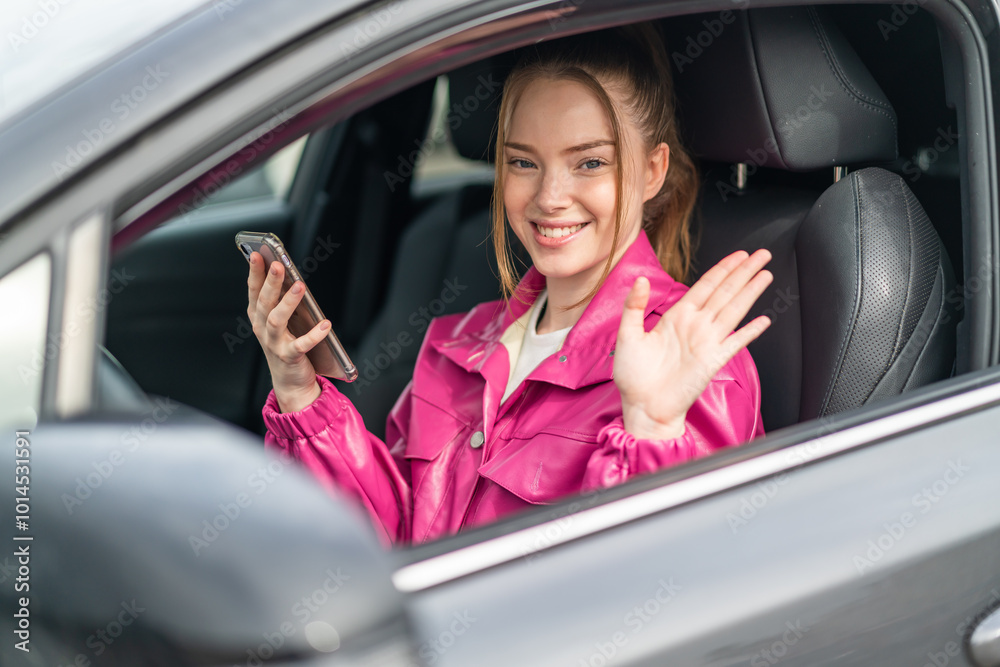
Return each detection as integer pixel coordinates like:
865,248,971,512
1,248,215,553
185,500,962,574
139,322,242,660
531,220,591,246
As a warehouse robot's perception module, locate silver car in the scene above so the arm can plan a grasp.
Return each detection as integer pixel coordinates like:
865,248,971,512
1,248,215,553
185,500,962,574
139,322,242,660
2,0,999,665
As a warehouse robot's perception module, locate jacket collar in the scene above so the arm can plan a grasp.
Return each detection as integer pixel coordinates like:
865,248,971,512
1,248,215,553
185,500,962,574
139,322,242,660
432,229,681,390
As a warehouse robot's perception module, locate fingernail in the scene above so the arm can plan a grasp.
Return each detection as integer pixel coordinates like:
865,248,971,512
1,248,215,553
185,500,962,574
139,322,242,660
291,282,303,294
249,254,256,265
270,264,279,276
320,320,331,331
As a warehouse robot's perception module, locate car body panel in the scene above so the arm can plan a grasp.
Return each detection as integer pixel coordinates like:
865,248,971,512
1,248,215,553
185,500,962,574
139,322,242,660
0,0,367,226
406,394,1000,665
0,415,416,665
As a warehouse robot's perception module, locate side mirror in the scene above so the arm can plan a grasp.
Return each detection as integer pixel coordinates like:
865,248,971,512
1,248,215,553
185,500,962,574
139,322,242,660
0,416,417,665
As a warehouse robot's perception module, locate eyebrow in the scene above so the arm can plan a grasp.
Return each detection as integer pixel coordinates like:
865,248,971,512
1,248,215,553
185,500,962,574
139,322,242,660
504,139,615,154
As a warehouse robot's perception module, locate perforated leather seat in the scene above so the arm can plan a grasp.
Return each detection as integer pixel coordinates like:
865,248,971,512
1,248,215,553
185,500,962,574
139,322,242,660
667,6,958,430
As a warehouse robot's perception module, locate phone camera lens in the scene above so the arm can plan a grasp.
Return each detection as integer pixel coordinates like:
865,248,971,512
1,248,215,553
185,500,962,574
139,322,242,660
240,243,252,257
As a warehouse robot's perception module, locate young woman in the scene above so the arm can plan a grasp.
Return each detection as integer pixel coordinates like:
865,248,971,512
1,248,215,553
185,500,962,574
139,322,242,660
246,24,773,546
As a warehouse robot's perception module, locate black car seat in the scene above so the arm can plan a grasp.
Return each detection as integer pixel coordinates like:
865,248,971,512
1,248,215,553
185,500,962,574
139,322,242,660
353,7,958,440
351,58,515,440
665,6,958,431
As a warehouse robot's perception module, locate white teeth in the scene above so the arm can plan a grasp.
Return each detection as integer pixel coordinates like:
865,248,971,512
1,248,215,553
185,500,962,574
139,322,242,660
537,223,585,239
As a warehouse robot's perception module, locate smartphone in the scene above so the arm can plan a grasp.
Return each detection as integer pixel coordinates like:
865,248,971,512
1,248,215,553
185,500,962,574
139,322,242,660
235,231,357,382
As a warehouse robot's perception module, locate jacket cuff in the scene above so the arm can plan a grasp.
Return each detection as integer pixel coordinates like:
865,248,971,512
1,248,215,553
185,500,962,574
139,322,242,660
584,416,692,491
598,415,685,454
262,376,345,440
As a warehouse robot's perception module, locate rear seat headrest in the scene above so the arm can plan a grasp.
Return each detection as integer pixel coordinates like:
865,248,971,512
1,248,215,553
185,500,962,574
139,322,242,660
665,6,898,171
446,53,516,163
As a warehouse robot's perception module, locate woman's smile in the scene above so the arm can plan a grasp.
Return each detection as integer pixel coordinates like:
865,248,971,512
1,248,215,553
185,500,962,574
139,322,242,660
531,220,591,244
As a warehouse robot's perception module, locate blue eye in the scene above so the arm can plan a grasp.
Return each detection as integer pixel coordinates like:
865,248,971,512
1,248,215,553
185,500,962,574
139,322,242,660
509,159,535,169
583,159,604,169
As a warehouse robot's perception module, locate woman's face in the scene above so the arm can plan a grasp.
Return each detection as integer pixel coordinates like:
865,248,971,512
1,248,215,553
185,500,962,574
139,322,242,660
502,77,666,290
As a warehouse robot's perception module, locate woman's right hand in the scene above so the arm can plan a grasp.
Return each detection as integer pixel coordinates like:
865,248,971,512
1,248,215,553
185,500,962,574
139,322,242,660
247,252,332,413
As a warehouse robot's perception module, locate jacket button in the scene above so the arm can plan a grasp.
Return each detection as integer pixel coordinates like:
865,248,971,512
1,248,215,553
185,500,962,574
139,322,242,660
470,431,485,448
558,355,567,362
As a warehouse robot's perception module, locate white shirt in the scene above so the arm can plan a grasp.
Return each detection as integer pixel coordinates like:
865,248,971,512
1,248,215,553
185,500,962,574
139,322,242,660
501,290,572,404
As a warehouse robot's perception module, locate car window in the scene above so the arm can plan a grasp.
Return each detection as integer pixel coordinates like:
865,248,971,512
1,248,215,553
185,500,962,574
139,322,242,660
105,0,973,560
0,253,51,430
177,135,309,211
101,133,309,432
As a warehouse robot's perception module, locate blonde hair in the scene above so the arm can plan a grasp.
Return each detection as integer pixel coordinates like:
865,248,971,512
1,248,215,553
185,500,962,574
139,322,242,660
491,23,700,307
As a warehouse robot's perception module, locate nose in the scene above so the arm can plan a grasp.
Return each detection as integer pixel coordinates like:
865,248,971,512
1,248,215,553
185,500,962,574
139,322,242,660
534,167,572,214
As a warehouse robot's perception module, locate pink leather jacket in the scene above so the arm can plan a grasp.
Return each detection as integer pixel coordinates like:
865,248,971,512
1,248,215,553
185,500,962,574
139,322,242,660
263,230,764,546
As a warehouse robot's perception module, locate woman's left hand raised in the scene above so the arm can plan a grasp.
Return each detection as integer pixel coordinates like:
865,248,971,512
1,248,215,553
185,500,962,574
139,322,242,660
613,249,773,440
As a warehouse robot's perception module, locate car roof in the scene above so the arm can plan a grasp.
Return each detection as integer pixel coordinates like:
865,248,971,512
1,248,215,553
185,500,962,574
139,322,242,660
0,0,365,228
0,0,209,125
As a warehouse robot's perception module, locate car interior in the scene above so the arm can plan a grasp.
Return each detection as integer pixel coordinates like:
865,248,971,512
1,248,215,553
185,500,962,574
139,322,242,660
100,3,963,508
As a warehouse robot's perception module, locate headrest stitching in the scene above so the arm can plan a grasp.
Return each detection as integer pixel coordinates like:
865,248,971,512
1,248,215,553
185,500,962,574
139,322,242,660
805,7,899,139
746,11,789,170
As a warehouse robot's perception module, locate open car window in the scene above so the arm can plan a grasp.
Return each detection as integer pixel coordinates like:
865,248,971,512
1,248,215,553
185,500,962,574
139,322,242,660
99,0,982,564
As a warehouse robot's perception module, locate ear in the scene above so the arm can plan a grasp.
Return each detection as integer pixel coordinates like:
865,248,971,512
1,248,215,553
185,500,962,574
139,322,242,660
642,142,670,203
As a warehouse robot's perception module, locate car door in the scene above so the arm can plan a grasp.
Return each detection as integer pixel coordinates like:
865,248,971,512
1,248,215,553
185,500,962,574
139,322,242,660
393,370,1000,665
350,1,995,665
0,3,426,663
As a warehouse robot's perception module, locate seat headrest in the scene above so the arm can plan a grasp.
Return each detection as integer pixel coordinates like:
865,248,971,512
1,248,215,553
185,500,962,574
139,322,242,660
446,53,515,163
666,6,898,170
